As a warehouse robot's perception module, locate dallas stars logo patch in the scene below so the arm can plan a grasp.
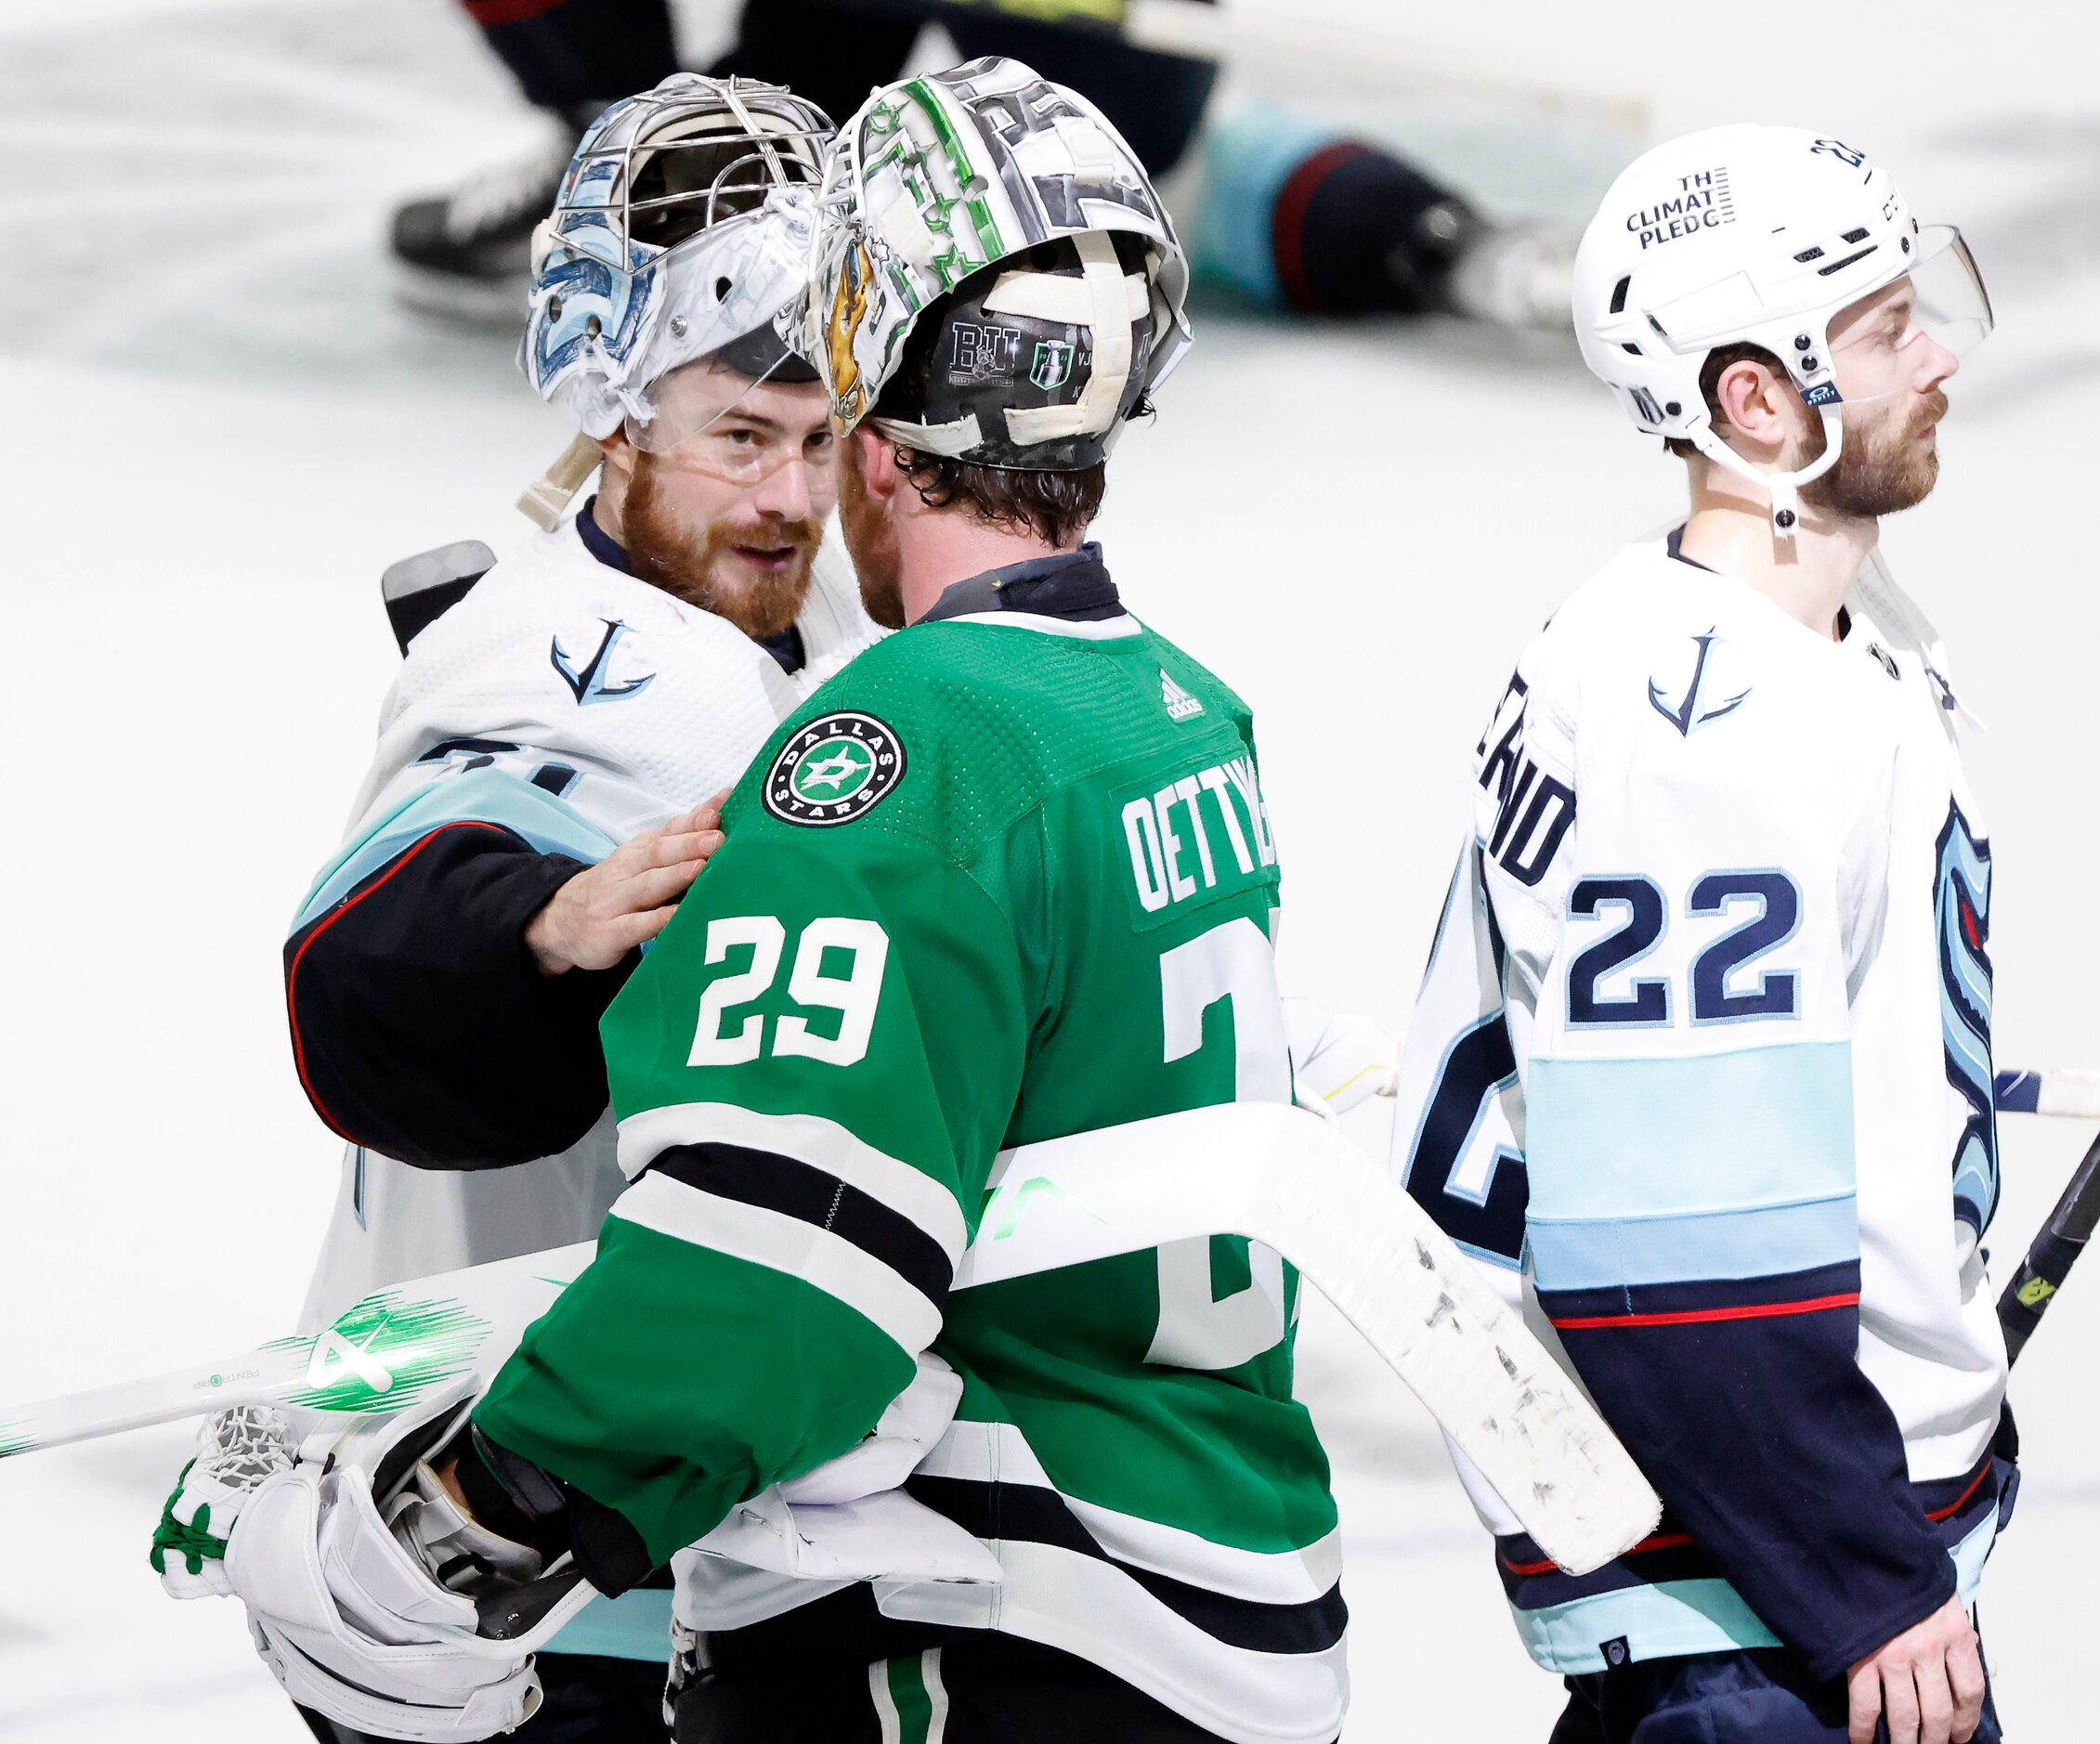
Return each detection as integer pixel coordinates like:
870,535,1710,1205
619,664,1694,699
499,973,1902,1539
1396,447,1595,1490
763,710,907,826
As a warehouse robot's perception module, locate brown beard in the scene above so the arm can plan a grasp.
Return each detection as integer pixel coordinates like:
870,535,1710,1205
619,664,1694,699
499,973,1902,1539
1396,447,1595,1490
621,455,820,640
1801,388,1949,520
838,440,906,630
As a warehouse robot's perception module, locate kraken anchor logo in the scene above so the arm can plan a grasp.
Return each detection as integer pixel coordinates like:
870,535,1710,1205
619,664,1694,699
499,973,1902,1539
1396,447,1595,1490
1648,628,1751,736
551,618,655,706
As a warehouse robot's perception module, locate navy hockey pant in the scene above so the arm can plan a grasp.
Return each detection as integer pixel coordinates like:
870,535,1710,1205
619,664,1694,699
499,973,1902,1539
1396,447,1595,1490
1549,1639,2003,1744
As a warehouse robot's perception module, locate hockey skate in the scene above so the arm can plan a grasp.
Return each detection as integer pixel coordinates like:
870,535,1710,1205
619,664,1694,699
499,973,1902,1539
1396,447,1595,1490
388,114,580,324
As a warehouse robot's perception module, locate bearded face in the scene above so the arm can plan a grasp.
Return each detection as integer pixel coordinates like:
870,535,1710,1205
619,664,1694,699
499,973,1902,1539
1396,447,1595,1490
620,447,824,640
1800,386,1949,520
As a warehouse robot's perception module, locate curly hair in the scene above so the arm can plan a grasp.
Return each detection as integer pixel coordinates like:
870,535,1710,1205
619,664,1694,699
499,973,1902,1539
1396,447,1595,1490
890,448,1107,547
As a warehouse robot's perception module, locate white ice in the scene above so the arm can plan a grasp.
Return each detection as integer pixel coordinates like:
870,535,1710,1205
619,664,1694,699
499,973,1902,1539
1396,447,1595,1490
3,1,2096,1737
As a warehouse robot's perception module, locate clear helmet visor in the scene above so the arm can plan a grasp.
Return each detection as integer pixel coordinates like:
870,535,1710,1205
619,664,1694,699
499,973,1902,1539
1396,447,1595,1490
1822,225,1991,409
622,352,841,488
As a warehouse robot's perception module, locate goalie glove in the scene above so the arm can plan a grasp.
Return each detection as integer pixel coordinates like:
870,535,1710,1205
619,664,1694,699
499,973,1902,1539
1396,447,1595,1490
151,1406,294,1599
220,1389,591,1743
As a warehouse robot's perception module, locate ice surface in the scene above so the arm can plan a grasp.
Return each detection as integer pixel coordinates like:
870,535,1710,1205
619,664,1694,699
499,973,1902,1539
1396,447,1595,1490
3,2,2096,1737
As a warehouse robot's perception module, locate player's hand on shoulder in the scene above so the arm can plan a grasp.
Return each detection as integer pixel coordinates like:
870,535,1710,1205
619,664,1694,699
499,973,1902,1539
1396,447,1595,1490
151,1406,294,1599
526,791,727,975
1847,1593,1986,1744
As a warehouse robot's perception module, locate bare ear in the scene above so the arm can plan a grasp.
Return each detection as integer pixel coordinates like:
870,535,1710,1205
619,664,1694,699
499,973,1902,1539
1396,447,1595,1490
594,426,637,481
853,427,904,501
1710,358,1794,446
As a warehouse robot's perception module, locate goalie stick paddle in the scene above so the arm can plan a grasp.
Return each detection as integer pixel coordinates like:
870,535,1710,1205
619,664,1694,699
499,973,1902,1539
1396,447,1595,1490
1997,1126,2100,1365
958,1103,1660,1576
1,1107,1658,1577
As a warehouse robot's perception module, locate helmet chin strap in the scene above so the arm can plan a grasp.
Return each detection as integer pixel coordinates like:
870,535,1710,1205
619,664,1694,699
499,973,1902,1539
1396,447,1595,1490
1689,403,1846,539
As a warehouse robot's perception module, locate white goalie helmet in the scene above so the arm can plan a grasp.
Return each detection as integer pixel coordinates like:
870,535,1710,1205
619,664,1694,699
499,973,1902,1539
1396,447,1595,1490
522,74,833,449
806,56,1192,469
1572,124,1992,532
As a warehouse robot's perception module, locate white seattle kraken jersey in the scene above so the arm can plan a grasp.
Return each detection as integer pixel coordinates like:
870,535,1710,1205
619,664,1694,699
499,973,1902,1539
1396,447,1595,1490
298,514,881,1330
1392,535,2007,1669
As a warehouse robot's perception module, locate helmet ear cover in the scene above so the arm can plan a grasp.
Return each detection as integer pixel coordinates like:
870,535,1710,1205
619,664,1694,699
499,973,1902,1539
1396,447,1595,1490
869,233,1156,473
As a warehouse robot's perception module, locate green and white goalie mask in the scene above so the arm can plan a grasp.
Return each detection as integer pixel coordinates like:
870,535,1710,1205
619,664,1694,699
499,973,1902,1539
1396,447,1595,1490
807,56,1192,468
524,74,835,472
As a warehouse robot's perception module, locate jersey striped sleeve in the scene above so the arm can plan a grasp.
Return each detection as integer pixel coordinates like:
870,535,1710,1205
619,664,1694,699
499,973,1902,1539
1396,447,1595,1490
282,761,628,1165
472,816,1031,1565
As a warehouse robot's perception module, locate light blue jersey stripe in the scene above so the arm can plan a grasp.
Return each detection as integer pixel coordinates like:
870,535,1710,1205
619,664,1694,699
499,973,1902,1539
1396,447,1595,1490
292,765,618,931
1509,1506,2000,1674
1513,1577,1781,1673
1528,1192,1858,1291
1526,1043,1855,1222
544,1588,675,1662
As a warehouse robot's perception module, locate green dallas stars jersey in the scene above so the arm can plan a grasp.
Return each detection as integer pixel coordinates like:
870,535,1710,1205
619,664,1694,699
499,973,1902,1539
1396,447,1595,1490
475,563,1344,1743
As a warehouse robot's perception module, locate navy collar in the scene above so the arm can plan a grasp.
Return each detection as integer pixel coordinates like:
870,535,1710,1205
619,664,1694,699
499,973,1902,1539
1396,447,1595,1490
918,542,1123,625
575,496,633,575
1664,524,1715,576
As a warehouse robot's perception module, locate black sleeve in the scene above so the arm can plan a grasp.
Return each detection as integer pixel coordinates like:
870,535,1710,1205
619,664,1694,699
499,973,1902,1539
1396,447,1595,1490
458,1424,656,1600
284,822,636,1168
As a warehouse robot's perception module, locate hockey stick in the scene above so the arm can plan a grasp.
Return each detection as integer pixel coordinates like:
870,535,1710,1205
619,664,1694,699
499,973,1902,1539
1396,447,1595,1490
0,1105,1659,1577
0,1244,594,1462
960,1103,1658,1573
1993,1066,2100,1122
1997,1127,2100,1365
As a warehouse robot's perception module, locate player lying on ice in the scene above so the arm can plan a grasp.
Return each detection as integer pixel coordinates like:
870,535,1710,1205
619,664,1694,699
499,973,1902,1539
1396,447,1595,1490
151,59,1392,1744
1392,125,2009,1744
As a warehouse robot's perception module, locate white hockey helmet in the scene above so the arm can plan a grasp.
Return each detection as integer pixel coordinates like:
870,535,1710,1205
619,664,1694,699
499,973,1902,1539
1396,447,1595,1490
1572,124,1991,532
522,74,833,451
805,57,1192,468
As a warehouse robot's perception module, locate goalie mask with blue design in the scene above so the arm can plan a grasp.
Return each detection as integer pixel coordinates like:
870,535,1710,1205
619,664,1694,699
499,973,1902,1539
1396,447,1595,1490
522,74,833,462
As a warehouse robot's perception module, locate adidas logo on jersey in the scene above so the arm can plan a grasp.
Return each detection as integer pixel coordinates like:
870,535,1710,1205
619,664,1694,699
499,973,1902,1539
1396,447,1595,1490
1160,670,1204,722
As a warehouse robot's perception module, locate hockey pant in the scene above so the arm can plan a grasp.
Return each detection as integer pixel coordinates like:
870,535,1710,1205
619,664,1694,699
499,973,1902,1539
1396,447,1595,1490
1548,1634,2003,1744
294,1651,669,1744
